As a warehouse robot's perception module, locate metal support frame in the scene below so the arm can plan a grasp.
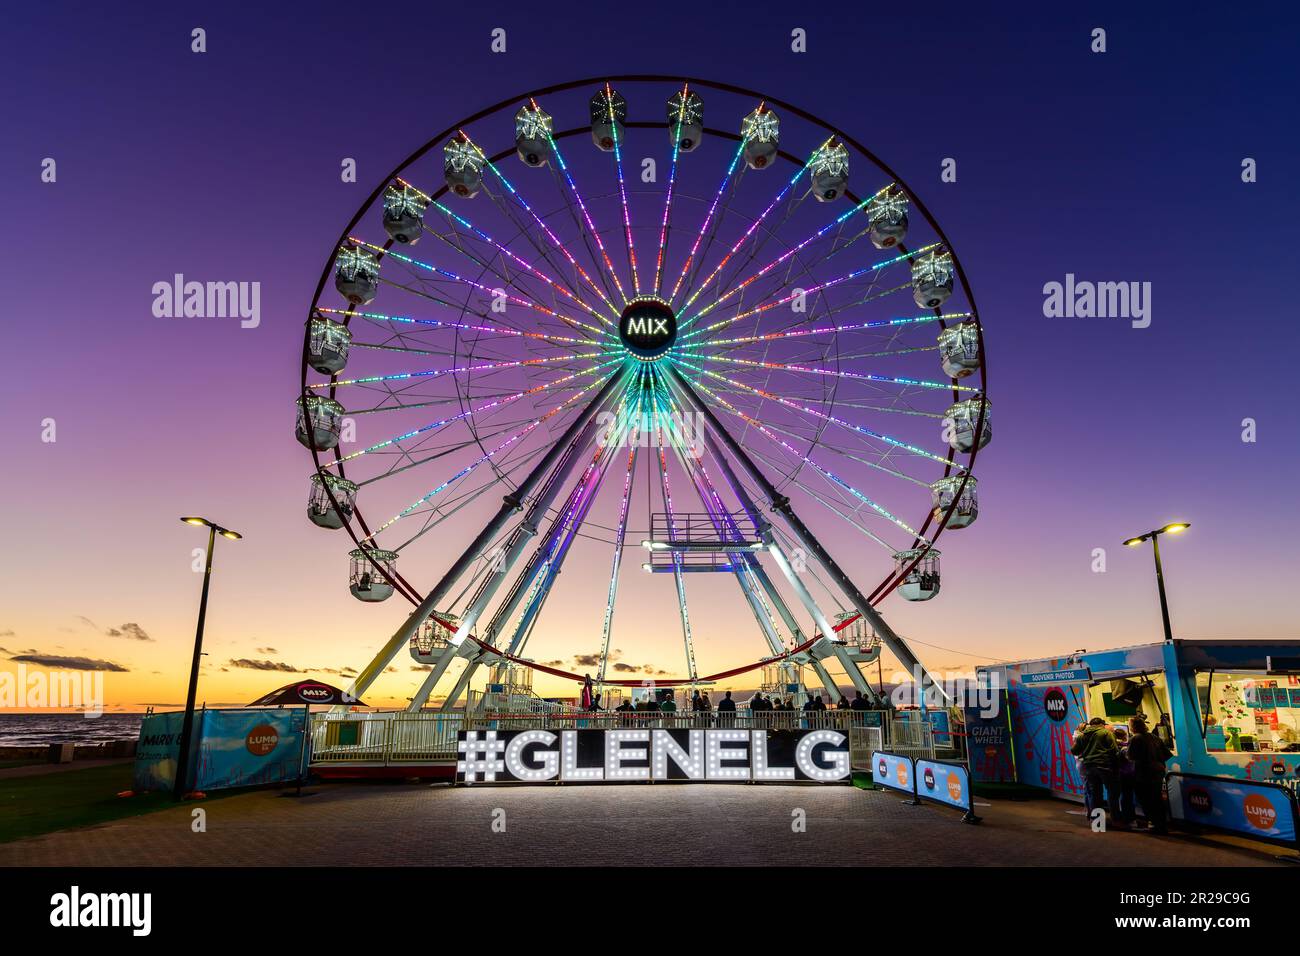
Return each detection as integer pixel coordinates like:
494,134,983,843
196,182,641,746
404,415,604,712
337,366,630,712
670,366,945,704
671,377,848,703
438,389,639,711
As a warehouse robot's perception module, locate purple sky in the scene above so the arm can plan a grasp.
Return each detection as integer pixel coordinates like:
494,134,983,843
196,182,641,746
3,1,1297,709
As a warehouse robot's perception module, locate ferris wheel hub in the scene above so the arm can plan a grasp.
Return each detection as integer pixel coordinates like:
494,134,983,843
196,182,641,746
618,295,677,362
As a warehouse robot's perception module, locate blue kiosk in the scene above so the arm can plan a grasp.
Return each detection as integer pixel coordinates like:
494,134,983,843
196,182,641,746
977,640,1300,846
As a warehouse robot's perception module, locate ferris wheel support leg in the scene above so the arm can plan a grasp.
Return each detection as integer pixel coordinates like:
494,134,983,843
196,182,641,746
404,418,605,714
669,367,948,706
335,367,631,714
442,405,634,712
436,666,477,713
408,653,460,710
808,660,842,701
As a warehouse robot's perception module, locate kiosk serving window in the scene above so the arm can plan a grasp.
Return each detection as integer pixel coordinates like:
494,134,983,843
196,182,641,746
1195,672,1300,753
1083,673,1175,753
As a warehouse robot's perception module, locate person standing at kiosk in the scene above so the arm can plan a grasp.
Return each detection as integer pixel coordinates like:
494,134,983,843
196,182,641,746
1126,717,1171,835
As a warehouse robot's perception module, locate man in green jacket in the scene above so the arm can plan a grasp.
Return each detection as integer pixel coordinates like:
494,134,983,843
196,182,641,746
1071,717,1125,828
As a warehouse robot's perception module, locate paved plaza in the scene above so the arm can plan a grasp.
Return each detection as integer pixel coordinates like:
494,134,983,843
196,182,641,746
0,782,1289,866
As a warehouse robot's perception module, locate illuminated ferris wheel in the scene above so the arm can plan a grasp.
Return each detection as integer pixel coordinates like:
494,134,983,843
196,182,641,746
297,76,990,710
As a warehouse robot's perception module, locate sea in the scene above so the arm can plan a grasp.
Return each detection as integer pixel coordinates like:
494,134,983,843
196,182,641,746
0,712,144,747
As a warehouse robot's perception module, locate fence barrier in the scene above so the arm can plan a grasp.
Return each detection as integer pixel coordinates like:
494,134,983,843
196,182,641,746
1165,771,1299,850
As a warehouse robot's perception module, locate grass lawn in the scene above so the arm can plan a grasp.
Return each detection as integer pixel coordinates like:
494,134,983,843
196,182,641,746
0,758,44,770
0,763,177,843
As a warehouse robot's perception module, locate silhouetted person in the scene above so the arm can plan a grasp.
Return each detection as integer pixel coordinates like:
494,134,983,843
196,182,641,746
1127,716,1171,834
1072,717,1124,829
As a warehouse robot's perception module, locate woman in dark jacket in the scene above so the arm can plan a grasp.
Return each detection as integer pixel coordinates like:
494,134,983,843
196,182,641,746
1126,717,1172,834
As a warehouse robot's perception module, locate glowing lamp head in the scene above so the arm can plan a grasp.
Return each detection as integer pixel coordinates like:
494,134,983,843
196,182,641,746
1123,537,1144,548
1161,522,1190,535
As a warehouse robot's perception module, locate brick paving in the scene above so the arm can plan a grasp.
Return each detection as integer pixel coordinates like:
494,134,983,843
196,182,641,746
0,782,1288,866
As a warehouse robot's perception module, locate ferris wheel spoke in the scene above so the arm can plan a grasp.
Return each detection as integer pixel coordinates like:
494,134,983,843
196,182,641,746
538,104,630,307
589,84,641,297
675,357,954,469
648,365,698,680
746,444,908,554
319,363,619,469
461,132,623,321
650,83,696,297
393,177,617,328
308,351,606,393
692,307,967,351
383,446,551,555
319,306,604,351
359,380,601,543
350,416,547,490
685,182,897,329
350,238,613,342
685,351,976,394
667,137,747,305
689,376,928,541
595,379,647,684
681,242,938,343
676,161,809,322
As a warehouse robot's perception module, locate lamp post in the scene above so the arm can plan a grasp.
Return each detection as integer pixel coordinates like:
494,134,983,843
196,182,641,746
175,516,242,800
1122,522,1190,644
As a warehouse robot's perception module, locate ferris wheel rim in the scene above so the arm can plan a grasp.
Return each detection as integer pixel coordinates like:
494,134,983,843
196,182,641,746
301,74,989,618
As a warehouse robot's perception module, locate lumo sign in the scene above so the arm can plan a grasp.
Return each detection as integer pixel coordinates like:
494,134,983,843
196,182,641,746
455,728,851,784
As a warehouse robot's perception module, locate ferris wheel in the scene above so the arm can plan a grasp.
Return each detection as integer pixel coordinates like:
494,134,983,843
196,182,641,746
297,76,990,711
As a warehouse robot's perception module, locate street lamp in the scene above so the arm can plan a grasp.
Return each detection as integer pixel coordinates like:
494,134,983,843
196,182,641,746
175,516,242,800
1122,522,1190,644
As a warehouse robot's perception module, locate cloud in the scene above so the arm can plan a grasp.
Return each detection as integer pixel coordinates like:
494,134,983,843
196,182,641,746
9,653,129,672
257,647,278,655
612,662,640,673
227,658,298,673
104,622,153,642
573,649,622,668
0,629,13,637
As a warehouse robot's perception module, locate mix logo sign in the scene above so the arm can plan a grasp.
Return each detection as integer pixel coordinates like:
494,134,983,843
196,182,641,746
916,758,971,810
295,682,336,703
1187,786,1212,814
1042,687,1069,722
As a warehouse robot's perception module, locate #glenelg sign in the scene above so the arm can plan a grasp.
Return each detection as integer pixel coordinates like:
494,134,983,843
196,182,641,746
455,727,851,784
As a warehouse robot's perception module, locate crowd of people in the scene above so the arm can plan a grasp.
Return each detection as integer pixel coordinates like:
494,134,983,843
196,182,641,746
1071,715,1172,834
570,677,883,728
